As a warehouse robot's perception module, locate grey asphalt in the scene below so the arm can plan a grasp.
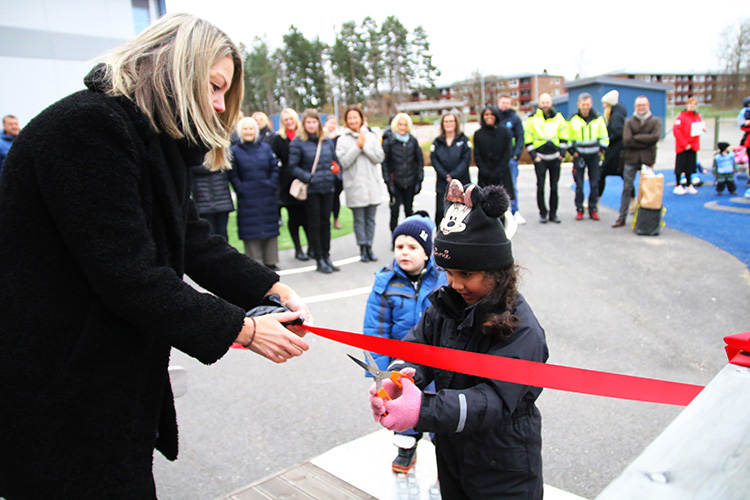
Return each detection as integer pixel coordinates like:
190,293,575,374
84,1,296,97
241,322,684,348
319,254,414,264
153,121,749,500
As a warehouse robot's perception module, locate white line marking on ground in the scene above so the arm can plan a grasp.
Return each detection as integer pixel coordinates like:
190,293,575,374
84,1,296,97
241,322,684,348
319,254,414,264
277,256,362,276
302,286,372,304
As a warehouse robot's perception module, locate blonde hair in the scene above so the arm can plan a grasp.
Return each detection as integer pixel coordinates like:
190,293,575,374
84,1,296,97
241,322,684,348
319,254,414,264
237,116,259,143
279,108,301,139
100,13,242,170
390,113,413,133
300,109,324,142
252,111,272,131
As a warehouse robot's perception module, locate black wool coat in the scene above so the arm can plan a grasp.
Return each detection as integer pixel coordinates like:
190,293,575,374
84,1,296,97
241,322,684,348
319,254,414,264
0,73,279,498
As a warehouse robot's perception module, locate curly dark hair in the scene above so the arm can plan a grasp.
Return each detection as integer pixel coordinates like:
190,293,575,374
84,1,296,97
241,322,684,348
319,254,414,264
477,264,521,341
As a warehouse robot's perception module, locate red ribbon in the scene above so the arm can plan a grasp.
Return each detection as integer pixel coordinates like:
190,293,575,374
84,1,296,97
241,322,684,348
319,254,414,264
724,332,750,367
234,325,706,406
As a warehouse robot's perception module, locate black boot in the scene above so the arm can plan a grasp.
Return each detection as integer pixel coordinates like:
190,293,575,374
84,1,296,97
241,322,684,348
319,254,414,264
324,254,340,272
360,245,370,262
315,258,332,274
391,446,417,473
295,247,309,261
366,245,378,262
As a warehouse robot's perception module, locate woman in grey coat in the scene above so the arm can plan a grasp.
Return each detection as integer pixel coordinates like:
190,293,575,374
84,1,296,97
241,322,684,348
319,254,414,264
335,105,385,262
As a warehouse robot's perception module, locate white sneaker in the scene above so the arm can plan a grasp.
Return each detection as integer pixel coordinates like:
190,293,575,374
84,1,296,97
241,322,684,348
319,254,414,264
687,185,698,194
673,185,687,195
514,212,527,225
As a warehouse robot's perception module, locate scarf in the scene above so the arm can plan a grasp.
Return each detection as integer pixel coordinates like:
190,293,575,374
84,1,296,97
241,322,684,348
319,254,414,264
394,132,410,143
635,110,652,123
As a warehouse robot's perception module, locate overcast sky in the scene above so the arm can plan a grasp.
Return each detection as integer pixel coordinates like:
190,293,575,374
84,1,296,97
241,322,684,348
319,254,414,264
166,0,744,85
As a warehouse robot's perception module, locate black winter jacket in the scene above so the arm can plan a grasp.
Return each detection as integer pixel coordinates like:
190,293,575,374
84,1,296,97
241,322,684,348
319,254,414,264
496,107,525,159
430,132,472,190
228,141,280,240
382,133,424,190
289,135,336,195
602,103,628,175
271,133,301,206
473,108,513,194
392,288,547,498
190,166,235,214
0,71,278,498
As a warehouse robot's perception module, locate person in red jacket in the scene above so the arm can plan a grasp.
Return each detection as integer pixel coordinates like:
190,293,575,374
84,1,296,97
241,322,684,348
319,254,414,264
673,97,704,194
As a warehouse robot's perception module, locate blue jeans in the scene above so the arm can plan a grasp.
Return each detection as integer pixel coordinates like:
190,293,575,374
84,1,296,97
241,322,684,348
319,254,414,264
509,158,519,213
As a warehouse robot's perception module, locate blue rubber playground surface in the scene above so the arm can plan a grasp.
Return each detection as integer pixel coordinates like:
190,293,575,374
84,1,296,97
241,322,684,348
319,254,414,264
598,169,750,269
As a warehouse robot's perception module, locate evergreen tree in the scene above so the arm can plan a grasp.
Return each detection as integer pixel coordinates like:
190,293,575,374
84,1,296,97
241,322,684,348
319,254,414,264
279,26,328,110
330,21,368,104
381,16,412,106
242,37,279,113
362,16,385,96
410,25,441,97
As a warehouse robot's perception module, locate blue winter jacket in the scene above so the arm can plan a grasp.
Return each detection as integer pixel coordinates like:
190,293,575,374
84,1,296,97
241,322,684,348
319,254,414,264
228,141,280,241
289,135,336,195
363,257,448,371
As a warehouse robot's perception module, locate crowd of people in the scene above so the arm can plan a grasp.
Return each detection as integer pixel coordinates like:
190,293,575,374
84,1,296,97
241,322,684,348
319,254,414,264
3,11,750,500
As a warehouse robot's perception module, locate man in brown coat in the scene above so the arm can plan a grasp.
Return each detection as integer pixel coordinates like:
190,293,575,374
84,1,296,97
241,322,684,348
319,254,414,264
612,96,661,227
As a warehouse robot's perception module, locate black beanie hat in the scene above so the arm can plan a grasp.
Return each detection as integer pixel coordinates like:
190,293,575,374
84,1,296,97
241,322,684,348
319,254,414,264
718,141,731,153
434,180,513,270
393,213,434,256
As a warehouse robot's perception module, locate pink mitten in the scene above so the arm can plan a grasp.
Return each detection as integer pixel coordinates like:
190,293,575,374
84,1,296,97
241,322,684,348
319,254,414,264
380,376,422,432
368,383,385,422
377,367,417,401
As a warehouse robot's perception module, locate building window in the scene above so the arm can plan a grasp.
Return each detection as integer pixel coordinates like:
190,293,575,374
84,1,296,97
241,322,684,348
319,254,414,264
132,0,165,33
554,78,560,84
508,79,518,87
510,90,518,98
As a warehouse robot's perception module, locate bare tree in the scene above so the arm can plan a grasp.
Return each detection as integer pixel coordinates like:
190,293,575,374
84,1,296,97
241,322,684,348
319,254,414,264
717,18,750,106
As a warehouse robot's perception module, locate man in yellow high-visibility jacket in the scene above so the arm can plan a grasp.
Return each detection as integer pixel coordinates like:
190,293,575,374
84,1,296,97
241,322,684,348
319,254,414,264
568,92,609,221
524,93,569,223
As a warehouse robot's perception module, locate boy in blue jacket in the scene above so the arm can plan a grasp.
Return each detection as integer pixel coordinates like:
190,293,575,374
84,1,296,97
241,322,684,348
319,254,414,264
363,212,447,473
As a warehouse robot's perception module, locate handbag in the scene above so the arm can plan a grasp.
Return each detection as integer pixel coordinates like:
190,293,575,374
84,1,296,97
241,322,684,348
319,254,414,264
289,139,323,201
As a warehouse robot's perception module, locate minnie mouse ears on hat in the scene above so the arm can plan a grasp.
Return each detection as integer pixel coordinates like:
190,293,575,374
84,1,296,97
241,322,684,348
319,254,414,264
434,180,515,270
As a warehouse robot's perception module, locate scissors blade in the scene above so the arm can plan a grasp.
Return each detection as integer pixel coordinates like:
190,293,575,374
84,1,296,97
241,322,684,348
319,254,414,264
364,351,380,375
348,353,382,381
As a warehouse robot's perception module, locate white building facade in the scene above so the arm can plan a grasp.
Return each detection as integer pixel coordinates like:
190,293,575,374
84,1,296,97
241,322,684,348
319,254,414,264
0,0,165,125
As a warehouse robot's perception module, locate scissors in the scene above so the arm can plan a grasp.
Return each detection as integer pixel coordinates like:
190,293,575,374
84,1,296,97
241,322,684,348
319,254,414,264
348,351,414,403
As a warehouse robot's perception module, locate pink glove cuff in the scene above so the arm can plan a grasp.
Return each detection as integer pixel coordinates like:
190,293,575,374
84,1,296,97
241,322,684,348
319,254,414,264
381,377,422,433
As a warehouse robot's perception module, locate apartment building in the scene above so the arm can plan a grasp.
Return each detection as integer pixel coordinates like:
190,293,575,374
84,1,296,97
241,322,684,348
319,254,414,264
609,72,720,106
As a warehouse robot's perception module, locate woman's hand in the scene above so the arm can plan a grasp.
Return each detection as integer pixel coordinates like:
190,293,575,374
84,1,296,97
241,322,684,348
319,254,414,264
237,312,309,363
265,282,314,336
356,133,366,149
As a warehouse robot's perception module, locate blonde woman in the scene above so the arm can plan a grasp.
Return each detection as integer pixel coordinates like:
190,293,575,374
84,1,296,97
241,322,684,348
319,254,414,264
0,13,311,497
253,111,274,145
289,109,339,273
382,112,424,233
272,107,310,261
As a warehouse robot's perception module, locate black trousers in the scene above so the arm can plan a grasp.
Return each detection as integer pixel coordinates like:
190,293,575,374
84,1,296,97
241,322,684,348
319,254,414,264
435,189,446,226
390,185,415,232
332,176,343,219
199,211,229,240
305,192,333,257
573,154,601,212
675,150,697,185
534,159,561,217
285,204,308,251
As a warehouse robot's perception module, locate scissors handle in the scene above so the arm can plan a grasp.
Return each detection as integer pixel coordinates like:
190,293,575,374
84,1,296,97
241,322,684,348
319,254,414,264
389,370,414,389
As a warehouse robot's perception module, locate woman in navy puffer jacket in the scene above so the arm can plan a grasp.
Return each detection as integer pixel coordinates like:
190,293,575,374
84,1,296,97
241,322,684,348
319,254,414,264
289,109,338,273
229,116,280,270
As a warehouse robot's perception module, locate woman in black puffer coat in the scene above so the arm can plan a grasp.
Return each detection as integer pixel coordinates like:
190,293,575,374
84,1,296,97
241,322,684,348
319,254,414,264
382,113,424,232
473,106,513,196
289,109,339,274
190,165,234,239
229,116,280,270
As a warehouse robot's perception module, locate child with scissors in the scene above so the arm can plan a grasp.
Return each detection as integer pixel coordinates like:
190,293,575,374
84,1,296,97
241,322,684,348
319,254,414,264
367,180,549,499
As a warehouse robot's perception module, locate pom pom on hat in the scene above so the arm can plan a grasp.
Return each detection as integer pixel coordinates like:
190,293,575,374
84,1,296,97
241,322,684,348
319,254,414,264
434,180,513,270
601,90,619,106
